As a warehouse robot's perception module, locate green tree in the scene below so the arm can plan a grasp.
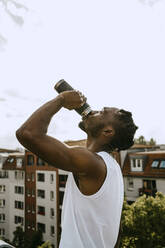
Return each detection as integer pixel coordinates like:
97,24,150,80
121,193,165,248
134,135,157,146
12,226,43,248
135,135,146,145
27,230,43,248
12,226,26,248
38,241,52,248
149,138,156,146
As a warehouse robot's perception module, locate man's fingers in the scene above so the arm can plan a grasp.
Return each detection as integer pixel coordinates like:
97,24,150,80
75,90,87,105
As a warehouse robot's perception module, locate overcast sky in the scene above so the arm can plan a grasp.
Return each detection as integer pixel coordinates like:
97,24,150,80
0,0,165,149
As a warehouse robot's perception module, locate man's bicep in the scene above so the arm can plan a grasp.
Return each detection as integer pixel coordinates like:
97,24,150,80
19,133,97,173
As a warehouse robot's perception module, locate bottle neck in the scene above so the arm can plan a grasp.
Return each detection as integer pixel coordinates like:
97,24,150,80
80,106,92,117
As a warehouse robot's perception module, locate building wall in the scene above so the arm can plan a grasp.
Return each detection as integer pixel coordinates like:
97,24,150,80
124,176,165,202
124,177,142,202
155,179,165,194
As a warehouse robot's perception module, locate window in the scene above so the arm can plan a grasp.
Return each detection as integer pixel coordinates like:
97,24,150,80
0,185,5,193
38,206,45,216
0,228,5,236
0,199,5,207
37,223,46,233
131,158,143,172
37,157,45,166
59,191,64,205
27,155,34,166
50,191,54,201
151,160,159,168
7,157,14,163
15,171,24,180
15,171,17,179
15,186,24,194
0,171,8,178
137,159,141,167
0,214,5,222
50,174,54,184
50,226,55,236
50,208,54,218
160,160,165,169
132,159,136,168
143,180,156,190
21,172,24,179
37,173,45,182
17,158,23,168
127,178,134,190
15,216,23,225
37,189,45,199
15,201,24,210
59,175,68,187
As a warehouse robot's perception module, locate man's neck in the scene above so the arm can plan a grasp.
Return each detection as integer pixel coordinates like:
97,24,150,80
86,136,104,153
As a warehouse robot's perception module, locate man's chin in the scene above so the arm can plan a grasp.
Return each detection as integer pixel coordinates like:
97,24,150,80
78,121,86,132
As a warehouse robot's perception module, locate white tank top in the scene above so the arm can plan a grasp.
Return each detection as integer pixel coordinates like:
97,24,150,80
59,151,124,248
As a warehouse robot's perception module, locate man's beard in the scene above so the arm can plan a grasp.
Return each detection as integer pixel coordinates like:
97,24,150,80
78,121,105,138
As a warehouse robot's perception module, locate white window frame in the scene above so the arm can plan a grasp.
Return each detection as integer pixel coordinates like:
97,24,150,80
131,158,143,172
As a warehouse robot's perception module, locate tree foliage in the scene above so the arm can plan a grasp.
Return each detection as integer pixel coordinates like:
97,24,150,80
37,241,53,248
12,226,43,248
121,192,165,248
134,135,156,146
12,226,26,248
29,230,43,248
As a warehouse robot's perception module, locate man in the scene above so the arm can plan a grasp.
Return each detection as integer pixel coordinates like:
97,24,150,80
16,88,138,248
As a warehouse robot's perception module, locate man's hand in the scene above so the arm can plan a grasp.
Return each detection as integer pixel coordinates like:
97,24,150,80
60,90,87,110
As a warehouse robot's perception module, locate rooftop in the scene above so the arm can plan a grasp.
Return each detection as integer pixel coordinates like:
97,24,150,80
132,150,165,155
0,148,19,153
7,152,25,157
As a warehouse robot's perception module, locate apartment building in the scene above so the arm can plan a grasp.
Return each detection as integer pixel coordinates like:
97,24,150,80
0,151,25,241
123,149,165,203
0,150,59,247
23,150,59,247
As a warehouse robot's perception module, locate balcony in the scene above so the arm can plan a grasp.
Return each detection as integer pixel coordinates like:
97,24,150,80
139,188,157,197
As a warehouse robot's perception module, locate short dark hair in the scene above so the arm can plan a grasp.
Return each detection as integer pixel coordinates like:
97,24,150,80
105,109,138,152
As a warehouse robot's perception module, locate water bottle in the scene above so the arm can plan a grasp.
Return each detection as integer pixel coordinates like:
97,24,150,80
54,79,92,118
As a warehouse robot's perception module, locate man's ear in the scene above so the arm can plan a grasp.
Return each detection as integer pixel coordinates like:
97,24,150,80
102,126,115,137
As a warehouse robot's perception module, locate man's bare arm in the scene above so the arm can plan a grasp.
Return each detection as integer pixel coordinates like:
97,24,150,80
16,91,104,175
